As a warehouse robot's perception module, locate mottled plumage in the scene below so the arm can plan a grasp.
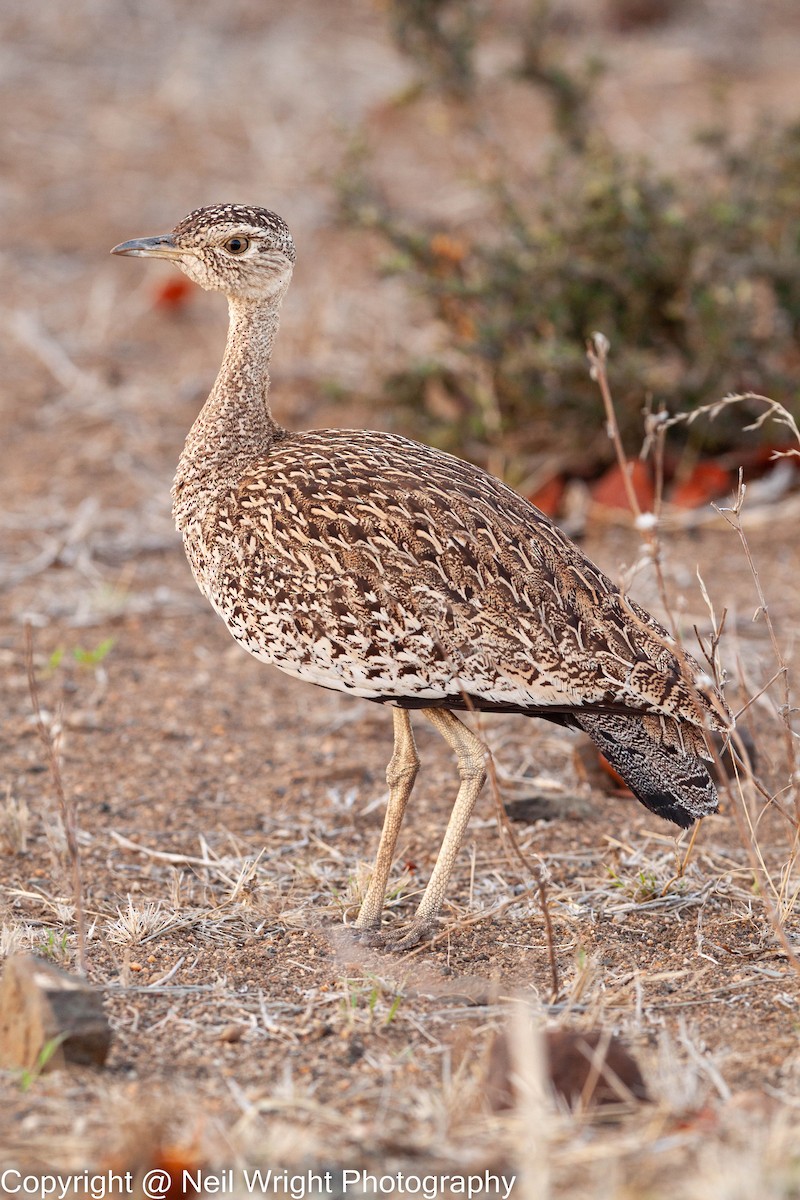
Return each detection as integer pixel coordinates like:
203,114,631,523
113,205,730,950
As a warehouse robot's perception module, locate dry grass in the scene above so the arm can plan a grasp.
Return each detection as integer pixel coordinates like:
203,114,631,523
2,1,800,1197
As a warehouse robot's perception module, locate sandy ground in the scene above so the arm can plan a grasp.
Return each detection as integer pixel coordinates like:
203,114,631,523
2,2,800,1196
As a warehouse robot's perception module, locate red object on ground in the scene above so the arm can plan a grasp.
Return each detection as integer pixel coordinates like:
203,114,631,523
528,474,565,517
670,461,732,508
591,460,655,512
153,277,194,310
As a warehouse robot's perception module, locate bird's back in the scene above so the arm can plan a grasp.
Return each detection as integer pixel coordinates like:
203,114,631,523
175,427,725,740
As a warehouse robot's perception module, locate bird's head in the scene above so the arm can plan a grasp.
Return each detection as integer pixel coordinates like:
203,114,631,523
111,204,296,302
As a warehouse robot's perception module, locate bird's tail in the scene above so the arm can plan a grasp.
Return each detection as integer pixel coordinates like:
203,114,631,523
575,712,718,828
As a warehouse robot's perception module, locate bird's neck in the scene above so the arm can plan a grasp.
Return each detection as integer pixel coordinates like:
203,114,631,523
173,293,287,517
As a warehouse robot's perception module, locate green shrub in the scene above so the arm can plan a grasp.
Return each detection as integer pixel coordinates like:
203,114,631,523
342,6,800,474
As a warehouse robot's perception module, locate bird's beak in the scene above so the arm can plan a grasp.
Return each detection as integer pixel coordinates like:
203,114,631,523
110,234,184,260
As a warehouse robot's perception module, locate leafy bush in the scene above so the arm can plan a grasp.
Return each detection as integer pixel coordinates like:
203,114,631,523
343,6,800,474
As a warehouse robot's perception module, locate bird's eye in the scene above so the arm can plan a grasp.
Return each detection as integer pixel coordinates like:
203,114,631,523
224,236,250,255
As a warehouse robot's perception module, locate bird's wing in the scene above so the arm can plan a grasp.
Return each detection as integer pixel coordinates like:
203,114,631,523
227,428,726,729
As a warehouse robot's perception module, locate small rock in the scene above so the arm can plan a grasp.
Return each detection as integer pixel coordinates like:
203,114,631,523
546,1028,649,1107
0,954,111,1072
217,1023,246,1044
486,1023,648,1113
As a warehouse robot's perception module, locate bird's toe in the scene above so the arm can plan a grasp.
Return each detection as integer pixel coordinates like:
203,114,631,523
354,927,389,949
381,917,436,952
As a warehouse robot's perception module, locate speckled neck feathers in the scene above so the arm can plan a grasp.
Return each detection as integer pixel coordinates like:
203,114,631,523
173,292,286,524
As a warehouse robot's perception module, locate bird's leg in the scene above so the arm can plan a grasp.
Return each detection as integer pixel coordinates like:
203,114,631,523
383,707,487,952
353,707,420,932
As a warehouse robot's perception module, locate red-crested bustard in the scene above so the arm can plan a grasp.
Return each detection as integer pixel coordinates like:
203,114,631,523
112,204,730,951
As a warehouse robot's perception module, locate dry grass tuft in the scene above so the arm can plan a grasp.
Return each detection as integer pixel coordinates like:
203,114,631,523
586,341,800,984
0,788,30,856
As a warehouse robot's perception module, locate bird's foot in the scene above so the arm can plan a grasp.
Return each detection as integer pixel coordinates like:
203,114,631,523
353,926,389,949
351,917,436,952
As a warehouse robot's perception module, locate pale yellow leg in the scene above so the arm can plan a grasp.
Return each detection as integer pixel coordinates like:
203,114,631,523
385,707,487,951
354,707,420,930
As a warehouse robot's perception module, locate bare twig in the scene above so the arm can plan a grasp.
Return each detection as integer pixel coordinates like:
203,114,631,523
586,333,730,733
587,333,647,523
585,343,800,976
458,687,561,999
484,742,561,1000
8,310,98,395
713,474,798,819
658,391,800,449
